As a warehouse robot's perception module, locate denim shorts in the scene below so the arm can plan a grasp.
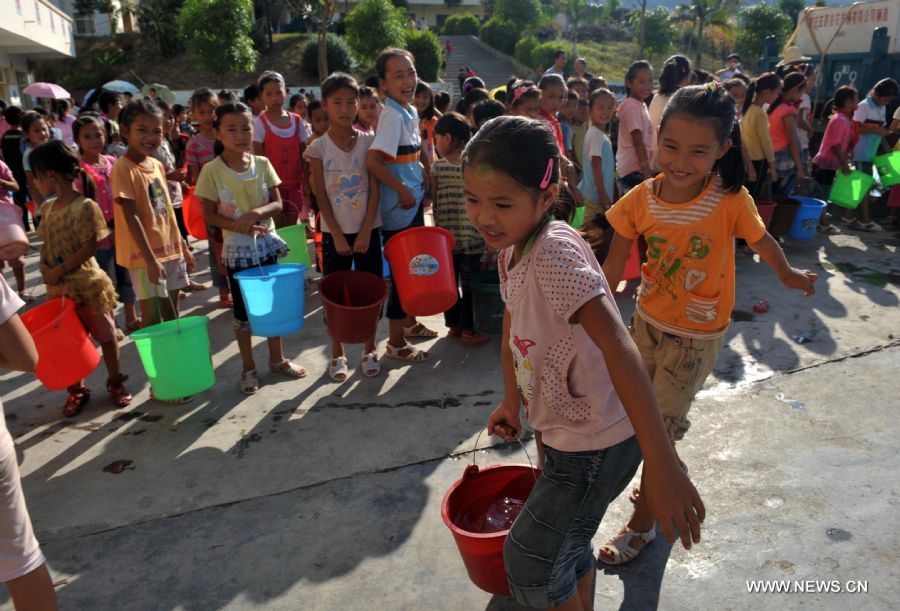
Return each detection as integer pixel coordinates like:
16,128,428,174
503,436,642,608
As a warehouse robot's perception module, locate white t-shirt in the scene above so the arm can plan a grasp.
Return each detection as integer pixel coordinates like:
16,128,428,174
648,93,669,162
798,93,812,150
0,276,24,457
253,113,311,144
853,96,886,161
303,130,381,234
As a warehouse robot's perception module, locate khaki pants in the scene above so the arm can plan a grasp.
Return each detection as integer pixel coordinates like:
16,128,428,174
629,314,725,441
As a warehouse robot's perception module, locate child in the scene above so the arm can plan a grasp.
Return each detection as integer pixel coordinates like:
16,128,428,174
571,97,589,169
506,80,541,121
844,77,898,230
307,100,329,142
112,101,196,372
31,141,133,415
617,60,655,193
289,93,310,122
796,65,816,177
355,86,379,134
366,47,435,362
304,73,383,381
536,74,567,151
160,102,192,242
196,102,306,394
577,88,616,222
431,112,488,346
414,80,440,165
601,85,817,565
0,160,28,299
740,73,782,197
472,99,505,130
21,110,52,210
0,275,58,610
812,86,858,235
243,83,265,117
559,90,579,161
1,107,29,230
74,114,141,331
54,99,76,148
186,88,231,307
649,55,692,164
434,90,451,116
768,72,807,195
724,78,748,118
253,71,310,228
464,116,705,609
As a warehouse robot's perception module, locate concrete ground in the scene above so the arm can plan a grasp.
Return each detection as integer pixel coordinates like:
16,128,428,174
0,225,898,610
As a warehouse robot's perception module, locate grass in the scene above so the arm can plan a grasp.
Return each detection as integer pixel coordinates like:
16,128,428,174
571,40,673,82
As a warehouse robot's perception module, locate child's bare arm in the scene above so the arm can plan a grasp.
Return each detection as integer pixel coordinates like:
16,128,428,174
576,294,704,548
187,163,200,185
0,176,18,192
353,174,381,254
366,150,414,207
0,310,38,372
748,232,817,295
631,129,651,176
42,236,98,287
591,156,612,209
601,232,634,290
120,197,164,284
309,158,349,255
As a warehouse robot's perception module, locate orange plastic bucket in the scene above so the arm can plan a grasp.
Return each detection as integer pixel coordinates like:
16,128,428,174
20,298,101,390
182,187,208,240
384,226,457,316
319,271,386,344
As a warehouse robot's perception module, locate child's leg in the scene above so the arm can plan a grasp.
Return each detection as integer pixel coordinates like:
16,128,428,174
443,254,463,331
236,326,255,372
6,563,58,611
382,227,428,360
12,263,25,294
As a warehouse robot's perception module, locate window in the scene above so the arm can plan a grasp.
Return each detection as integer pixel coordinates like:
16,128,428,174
35,1,42,25
15,0,22,15
75,14,96,36
51,13,56,33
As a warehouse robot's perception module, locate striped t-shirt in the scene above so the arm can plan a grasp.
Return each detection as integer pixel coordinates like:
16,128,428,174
432,158,483,255
370,97,425,230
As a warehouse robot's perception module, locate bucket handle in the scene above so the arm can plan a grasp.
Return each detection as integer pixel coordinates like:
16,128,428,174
152,277,183,334
251,232,269,278
469,427,538,483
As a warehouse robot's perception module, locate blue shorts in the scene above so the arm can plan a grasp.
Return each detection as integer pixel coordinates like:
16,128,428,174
504,436,642,608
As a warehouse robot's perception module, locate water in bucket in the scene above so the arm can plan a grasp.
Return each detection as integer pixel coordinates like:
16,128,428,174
234,264,306,337
131,316,215,400
455,495,527,533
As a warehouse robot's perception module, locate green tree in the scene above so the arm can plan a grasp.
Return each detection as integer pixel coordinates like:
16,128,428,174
301,33,355,77
137,0,184,57
442,12,480,35
344,0,408,64
479,17,517,55
176,0,258,78
554,0,603,58
779,0,805,25
286,0,337,82
494,0,541,32
673,0,735,68
735,3,792,70
406,29,442,80
632,6,676,58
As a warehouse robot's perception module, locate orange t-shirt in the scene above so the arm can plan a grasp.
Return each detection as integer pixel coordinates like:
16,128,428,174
606,176,767,338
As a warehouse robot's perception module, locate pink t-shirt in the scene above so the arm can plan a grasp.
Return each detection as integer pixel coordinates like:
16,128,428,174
616,97,654,176
79,155,116,248
812,112,853,171
499,221,635,452
0,161,15,208
185,134,216,170
768,103,797,152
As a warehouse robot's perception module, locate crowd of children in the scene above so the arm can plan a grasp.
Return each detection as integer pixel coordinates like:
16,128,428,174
1,42,899,610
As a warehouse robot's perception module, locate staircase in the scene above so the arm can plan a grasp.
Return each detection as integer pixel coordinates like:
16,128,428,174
439,35,529,97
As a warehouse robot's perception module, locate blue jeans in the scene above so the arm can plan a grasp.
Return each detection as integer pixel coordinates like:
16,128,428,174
95,246,135,304
504,436,642,608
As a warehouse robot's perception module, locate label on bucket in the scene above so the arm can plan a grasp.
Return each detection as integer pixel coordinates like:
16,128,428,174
409,254,439,276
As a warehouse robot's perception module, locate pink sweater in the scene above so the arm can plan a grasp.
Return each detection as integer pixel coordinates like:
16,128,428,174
499,221,635,452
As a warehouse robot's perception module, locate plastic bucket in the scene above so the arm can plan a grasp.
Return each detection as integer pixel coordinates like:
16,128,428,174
21,298,101,390
769,197,801,237
319,271,386,344
384,226,458,316
623,241,641,281
888,185,900,208
234,264,306,337
314,232,323,273
788,196,827,240
441,464,541,595
569,206,585,229
829,170,874,209
874,151,900,188
275,224,312,267
182,187,208,240
755,200,777,229
471,271,503,335
131,316,215,400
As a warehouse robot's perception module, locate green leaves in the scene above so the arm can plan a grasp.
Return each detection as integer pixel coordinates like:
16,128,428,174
344,0,408,64
176,0,258,75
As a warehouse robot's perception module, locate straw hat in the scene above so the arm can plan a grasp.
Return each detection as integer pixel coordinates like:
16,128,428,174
778,46,812,66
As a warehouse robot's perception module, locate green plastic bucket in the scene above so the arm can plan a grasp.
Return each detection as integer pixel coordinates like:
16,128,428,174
874,151,900,188
829,170,874,209
276,224,312,267
471,271,504,335
569,206,585,229
131,316,215,400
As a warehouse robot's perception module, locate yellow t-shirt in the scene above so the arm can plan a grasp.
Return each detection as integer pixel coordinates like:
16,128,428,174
606,176,767,339
193,155,280,239
110,155,183,269
740,104,775,163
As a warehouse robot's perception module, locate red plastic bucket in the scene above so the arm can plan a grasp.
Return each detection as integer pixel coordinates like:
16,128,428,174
755,200,777,229
20,298,101,390
384,226,457,316
319,271,386,344
441,463,541,595
888,186,900,208
623,241,641,281
182,187,208,240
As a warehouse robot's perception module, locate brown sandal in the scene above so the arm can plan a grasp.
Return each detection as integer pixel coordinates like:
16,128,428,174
63,384,91,417
107,374,133,408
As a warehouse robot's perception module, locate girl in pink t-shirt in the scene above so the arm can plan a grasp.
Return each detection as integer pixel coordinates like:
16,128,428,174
812,86,859,234
767,72,807,195
462,115,704,609
616,60,655,193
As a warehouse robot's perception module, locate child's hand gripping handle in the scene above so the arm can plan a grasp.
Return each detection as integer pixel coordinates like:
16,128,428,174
487,401,522,441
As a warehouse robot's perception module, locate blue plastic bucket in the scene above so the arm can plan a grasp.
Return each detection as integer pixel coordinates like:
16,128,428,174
788,197,827,240
234,264,307,337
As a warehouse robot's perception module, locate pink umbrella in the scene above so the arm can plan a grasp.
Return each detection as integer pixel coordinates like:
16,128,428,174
23,82,70,100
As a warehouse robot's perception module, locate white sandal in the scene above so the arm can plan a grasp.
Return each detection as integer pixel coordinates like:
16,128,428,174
240,369,259,395
360,351,381,377
597,526,656,566
329,356,349,382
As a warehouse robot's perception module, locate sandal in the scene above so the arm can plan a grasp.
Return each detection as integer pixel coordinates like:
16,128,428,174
403,322,439,339
115,327,126,342
329,357,349,382
384,342,429,362
817,223,841,235
447,327,463,337
240,369,259,395
219,289,233,309
106,374,133,408
63,384,90,418
126,318,142,333
461,330,491,346
597,526,656,566
269,359,308,378
186,281,209,292
360,351,382,377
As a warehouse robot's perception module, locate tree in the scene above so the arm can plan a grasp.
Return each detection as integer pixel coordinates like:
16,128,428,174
442,12,480,35
632,6,676,58
735,4,792,70
137,0,184,57
554,0,603,58
344,0,408,64
779,0,805,25
285,0,337,83
177,0,258,78
494,0,541,32
673,0,735,68
406,29,442,81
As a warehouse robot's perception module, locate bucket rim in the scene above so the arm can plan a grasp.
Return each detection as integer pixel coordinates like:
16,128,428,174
319,271,388,311
275,223,308,236
130,315,210,340
440,463,541,539
233,263,308,279
383,225,456,258
20,297,75,329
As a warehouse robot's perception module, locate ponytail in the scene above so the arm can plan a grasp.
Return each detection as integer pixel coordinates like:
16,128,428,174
717,120,746,193
742,80,756,116
78,166,97,200
745,73,781,117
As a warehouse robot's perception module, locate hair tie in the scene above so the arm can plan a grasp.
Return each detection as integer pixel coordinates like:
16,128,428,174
539,158,554,189
511,84,536,106
706,81,723,93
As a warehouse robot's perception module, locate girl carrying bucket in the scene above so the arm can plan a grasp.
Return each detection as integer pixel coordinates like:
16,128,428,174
602,85,816,567
196,102,306,395
305,73,383,382
465,116,704,610
30,141,132,417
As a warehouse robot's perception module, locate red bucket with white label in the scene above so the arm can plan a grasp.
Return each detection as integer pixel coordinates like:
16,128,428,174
384,226,457,316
